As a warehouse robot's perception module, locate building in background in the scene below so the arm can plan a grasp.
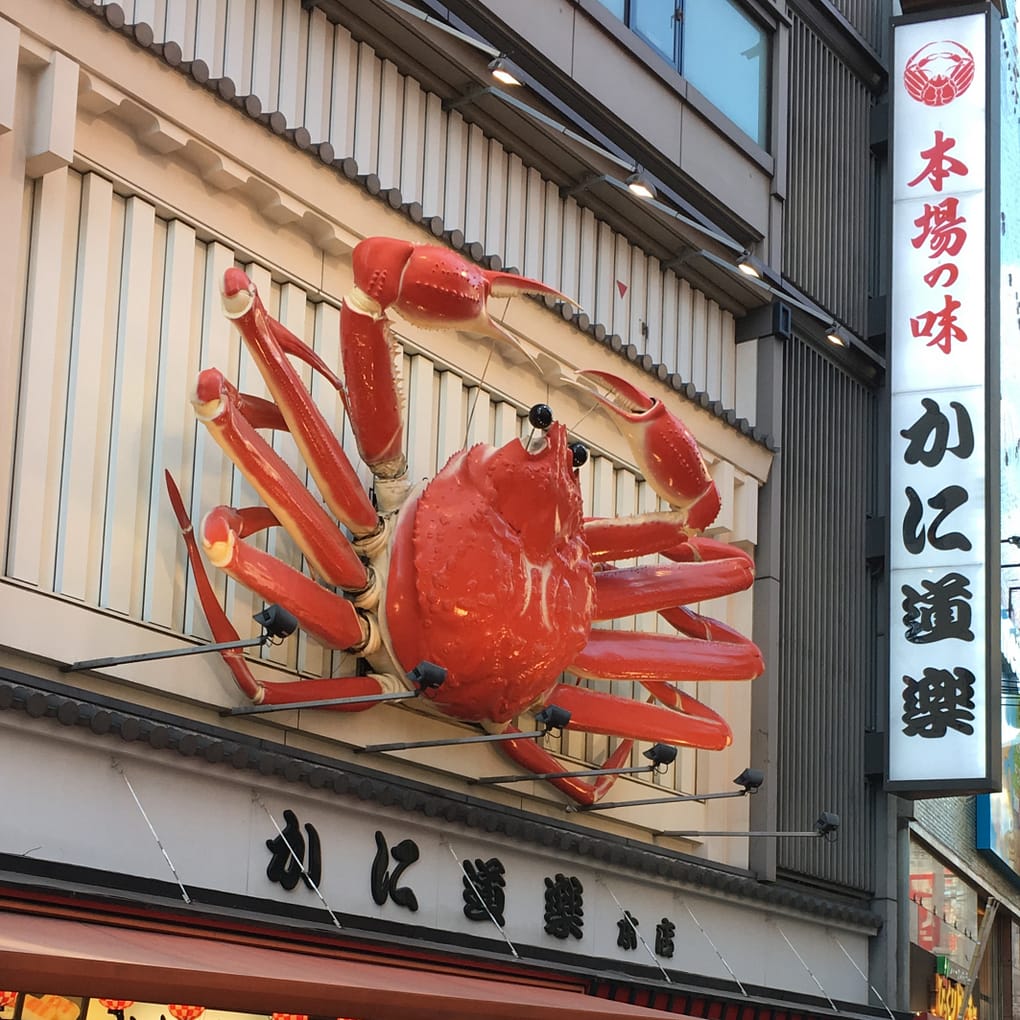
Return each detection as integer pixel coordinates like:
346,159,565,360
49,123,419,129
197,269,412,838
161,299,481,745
0,0,1016,1017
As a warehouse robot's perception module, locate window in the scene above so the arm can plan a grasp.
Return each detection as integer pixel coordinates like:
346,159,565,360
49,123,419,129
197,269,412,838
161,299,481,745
596,0,771,148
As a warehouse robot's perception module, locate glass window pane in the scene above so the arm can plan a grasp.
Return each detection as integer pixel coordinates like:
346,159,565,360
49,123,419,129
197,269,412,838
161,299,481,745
595,0,626,19
631,0,677,63
682,0,769,146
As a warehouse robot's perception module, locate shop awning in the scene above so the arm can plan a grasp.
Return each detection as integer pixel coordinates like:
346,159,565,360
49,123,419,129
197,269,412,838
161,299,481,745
0,909,683,1020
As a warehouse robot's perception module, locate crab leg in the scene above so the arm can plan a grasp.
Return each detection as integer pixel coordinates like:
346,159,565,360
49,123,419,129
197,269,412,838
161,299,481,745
202,506,368,650
660,606,757,645
494,683,731,806
166,473,384,710
194,368,368,592
585,512,700,562
593,558,753,620
576,370,722,531
585,516,754,567
571,629,764,682
494,730,640,806
221,268,378,536
548,683,731,748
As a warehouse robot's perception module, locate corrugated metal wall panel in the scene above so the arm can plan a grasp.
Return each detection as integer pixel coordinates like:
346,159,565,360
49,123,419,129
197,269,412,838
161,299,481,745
825,0,885,55
777,337,878,892
785,15,874,339
85,0,749,423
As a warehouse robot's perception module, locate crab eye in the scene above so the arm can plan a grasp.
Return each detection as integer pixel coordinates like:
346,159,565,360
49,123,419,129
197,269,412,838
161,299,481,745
529,403,554,430
569,442,589,468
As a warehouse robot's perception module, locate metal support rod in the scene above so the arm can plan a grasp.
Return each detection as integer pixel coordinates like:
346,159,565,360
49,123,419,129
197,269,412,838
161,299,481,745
570,788,748,813
472,763,656,786
377,0,499,57
63,637,265,673
225,689,422,716
358,728,547,754
658,828,822,838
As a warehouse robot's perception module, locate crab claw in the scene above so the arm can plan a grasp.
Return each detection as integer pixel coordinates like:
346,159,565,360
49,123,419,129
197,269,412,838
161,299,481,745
578,369,720,532
350,237,575,337
341,236,577,478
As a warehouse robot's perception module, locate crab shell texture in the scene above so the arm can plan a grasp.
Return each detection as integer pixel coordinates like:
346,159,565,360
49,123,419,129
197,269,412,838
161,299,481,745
386,423,594,724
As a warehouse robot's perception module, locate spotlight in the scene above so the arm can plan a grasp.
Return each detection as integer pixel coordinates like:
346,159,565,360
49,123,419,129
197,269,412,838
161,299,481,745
625,167,656,200
736,250,762,278
535,704,571,733
814,811,840,836
569,442,589,467
733,767,764,793
644,743,678,769
825,322,849,347
252,604,298,640
408,661,447,690
488,56,521,86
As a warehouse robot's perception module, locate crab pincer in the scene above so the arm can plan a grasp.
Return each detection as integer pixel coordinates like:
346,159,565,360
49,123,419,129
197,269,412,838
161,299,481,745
340,237,573,478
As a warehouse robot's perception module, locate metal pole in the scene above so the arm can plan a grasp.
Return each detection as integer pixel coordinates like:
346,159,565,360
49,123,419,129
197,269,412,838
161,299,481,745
358,728,547,753
63,637,265,672
226,690,422,715
574,788,748,813
472,763,656,785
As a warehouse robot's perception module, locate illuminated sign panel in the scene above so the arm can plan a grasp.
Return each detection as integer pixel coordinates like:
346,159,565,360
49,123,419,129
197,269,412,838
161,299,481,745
888,11,999,791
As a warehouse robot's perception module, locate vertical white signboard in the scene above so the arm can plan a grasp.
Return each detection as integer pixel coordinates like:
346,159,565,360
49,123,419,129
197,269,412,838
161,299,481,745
889,11,998,791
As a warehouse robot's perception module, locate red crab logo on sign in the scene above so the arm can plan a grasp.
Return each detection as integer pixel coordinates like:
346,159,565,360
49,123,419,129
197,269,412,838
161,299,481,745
167,236,764,806
904,40,975,107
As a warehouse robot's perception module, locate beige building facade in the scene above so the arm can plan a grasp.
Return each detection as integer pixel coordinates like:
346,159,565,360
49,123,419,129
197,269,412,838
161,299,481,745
0,0,894,1017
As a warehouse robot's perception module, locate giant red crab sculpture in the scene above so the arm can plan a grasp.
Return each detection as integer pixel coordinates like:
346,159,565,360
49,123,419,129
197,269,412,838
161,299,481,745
167,236,763,806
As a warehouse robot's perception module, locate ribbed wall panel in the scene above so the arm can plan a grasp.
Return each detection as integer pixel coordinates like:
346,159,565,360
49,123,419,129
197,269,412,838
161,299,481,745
826,0,885,54
84,0,748,424
6,167,760,789
777,337,878,892
785,16,874,338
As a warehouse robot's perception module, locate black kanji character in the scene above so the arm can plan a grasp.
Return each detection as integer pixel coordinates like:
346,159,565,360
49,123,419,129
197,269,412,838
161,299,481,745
900,397,974,467
902,485,972,555
617,910,639,950
902,572,974,643
266,808,322,891
370,830,420,911
902,667,976,737
544,873,584,939
462,857,507,925
655,918,676,958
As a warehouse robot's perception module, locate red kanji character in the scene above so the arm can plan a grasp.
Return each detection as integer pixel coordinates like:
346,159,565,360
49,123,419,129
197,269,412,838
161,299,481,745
910,294,967,354
912,197,967,256
906,131,969,192
923,263,959,288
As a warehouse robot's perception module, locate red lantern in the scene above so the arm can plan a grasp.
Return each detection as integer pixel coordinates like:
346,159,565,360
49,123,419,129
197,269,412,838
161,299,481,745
98,1004,134,1013
167,1007,205,1020
271,1014,308,1020
0,994,17,1010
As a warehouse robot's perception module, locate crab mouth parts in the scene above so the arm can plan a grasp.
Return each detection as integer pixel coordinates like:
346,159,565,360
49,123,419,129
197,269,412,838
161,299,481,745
524,433,551,455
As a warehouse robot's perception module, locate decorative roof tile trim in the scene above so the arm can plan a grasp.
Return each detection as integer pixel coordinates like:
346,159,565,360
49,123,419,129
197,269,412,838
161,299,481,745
0,668,879,932
65,0,775,452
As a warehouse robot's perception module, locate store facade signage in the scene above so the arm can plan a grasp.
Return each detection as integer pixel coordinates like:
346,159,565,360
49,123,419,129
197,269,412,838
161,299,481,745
932,973,977,1020
936,953,968,984
263,805,678,953
0,717,873,1000
888,9,1000,793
